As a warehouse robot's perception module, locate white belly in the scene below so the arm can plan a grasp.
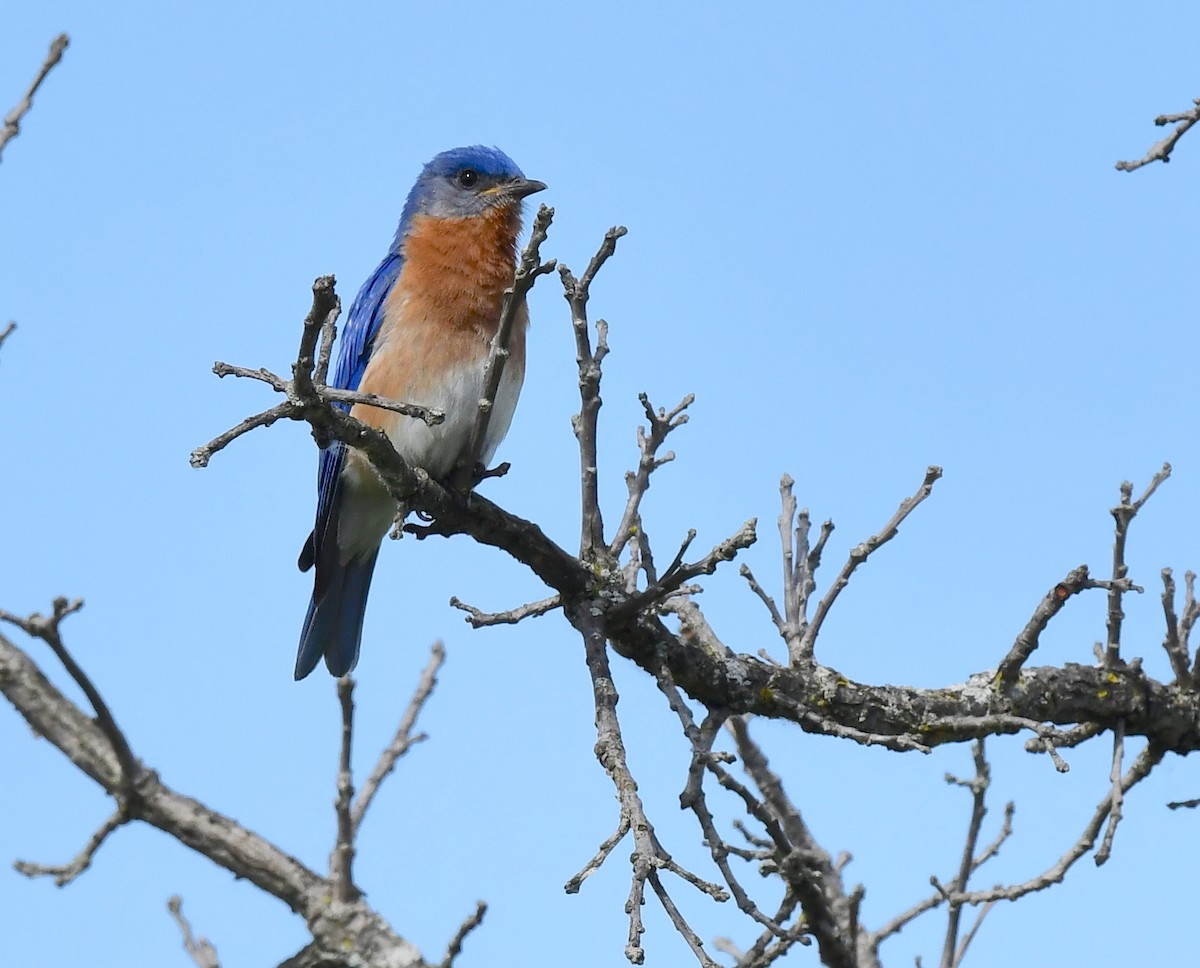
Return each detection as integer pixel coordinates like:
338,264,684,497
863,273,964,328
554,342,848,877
336,357,524,562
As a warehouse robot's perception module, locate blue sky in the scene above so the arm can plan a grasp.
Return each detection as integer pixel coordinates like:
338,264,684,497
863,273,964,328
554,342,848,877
3,2,1199,966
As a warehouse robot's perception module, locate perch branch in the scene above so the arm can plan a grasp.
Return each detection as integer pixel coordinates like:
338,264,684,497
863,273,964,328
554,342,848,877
454,204,556,487
191,277,444,468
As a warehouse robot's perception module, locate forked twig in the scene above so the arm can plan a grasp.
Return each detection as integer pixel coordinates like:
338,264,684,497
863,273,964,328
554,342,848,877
1116,100,1200,171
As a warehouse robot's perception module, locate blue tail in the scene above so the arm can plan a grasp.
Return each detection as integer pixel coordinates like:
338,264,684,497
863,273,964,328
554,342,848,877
294,548,380,680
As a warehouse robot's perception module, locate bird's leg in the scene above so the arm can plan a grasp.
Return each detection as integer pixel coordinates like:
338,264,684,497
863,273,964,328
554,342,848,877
388,501,412,540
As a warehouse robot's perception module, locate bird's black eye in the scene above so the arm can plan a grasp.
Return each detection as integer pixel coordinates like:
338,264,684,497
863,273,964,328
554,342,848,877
457,168,479,188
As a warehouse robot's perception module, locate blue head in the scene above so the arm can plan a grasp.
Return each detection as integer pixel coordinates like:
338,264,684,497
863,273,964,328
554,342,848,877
393,145,545,247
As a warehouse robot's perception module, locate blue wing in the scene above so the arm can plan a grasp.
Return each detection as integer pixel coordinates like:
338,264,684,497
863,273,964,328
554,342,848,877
294,252,405,679
298,251,405,577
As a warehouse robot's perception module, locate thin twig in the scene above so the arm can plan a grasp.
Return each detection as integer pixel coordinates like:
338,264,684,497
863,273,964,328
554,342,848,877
561,226,627,558
740,562,785,634
351,643,443,835
14,809,126,886
564,818,630,893
0,34,69,163
194,365,442,465
735,892,810,967
607,520,757,624
570,609,720,966
1159,569,1195,688
330,676,359,902
939,741,990,968
649,871,720,968
951,900,997,968
320,386,444,424
0,598,141,794
653,670,788,942
727,717,860,968
1093,719,1125,865
995,566,1138,685
950,742,1164,906
799,467,941,657
0,321,15,353
167,896,221,968
449,593,561,627
439,901,488,968
1105,465,1170,666
609,393,693,556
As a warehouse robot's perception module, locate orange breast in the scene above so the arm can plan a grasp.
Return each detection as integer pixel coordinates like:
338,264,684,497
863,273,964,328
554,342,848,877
352,205,529,431
398,207,523,336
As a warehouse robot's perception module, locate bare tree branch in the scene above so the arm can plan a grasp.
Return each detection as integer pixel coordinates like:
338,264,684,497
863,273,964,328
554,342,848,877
0,34,69,164
1116,98,1200,171
0,626,321,910
0,625,426,967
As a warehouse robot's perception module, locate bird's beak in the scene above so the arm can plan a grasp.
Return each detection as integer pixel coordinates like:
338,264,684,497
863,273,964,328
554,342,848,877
505,177,547,199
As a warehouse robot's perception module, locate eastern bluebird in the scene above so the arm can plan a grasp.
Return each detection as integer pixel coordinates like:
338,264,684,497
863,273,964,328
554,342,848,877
295,145,546,680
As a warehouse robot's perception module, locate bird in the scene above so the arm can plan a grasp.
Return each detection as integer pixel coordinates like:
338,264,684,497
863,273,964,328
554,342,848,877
294,145,546,680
